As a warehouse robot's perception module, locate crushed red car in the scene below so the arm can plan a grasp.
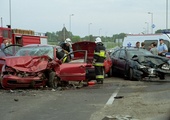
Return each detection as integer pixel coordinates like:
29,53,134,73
0,44,61,89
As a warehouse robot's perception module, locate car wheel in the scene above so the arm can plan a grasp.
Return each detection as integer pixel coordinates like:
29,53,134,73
129,68,134,80
48,71,58,88
159,74,165,80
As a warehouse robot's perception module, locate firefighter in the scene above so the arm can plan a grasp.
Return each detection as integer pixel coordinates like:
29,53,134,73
60,38,72,62
60,38,72,54
93,37,106,84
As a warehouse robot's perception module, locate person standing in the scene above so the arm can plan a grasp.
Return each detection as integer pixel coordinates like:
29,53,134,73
1,39,7,50
140,42,145,49
158,38,168,56
93,37,106,84
135,41,140,48
150,42,158,55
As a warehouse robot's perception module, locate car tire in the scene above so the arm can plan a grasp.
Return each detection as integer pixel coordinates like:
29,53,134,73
129,68,134,80
48,71,58,88
159,74,165,80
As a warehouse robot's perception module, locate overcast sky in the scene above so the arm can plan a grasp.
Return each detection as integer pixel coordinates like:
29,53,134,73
0,0,169,37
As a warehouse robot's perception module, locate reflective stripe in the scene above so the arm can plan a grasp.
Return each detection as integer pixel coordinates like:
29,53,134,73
99,50,105,57
94,52,100,56
94,62,104,66
62,57,67,63
96,75,104,79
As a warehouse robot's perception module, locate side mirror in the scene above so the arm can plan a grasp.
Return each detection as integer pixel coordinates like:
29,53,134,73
132,57,138,61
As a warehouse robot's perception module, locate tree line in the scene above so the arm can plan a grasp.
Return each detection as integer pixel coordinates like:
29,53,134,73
46,27,169,45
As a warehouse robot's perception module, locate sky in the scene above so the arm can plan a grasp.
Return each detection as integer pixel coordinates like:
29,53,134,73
0,0,169,37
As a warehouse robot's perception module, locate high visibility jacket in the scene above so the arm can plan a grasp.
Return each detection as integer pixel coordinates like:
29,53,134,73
94,43,106,66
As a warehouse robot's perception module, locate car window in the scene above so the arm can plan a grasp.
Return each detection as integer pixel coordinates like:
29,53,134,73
111,50,120,58
119,50,125,58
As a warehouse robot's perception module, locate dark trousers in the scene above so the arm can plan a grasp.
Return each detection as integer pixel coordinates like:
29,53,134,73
95,66,104,82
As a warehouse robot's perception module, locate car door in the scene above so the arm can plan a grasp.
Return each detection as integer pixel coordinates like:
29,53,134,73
59,50,88,81
117,49,127,71
110,50,120,70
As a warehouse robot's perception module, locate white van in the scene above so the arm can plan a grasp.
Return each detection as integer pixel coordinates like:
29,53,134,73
123,34,170,51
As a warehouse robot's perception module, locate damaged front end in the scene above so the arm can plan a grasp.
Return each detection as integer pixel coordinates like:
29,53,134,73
0,55,56,89
133,55,170,80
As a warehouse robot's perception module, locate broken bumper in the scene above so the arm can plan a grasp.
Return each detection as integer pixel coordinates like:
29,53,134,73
1,75,46,89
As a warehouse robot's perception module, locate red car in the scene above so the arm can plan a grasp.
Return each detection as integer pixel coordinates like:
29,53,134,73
56,41,112,85
0,44,61,89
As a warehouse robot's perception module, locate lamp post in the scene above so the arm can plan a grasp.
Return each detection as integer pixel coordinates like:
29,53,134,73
99,28,102,36
69,14,74,33
9,0,11,28
148,12,153,34
166,0,168,31
145,22,149,34
1,17,3,27
88,23,92,36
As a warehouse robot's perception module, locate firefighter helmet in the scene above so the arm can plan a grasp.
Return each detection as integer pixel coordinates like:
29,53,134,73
65,38,72,43
95,37,102,43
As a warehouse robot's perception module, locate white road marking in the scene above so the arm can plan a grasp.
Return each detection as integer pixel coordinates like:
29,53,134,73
106,86,121,105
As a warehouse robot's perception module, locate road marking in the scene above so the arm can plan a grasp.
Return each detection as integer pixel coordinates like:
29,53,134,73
105,86,121,105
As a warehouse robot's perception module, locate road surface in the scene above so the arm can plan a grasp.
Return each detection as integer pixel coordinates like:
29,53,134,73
0,76,170,120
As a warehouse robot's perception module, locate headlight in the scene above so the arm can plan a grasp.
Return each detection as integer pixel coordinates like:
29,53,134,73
161,64,169,70
138,65,146,69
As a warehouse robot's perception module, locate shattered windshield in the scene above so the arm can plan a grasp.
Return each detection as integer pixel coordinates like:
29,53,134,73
127,49,152,59
138,56,166,66
15,46,54,59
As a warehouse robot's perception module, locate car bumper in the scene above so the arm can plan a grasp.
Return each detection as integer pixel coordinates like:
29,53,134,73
1,75,46,89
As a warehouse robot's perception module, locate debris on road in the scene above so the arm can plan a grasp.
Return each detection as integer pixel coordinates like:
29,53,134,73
102,115,139,120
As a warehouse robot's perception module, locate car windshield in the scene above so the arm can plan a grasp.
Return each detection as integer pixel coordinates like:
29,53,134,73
15,46,54,59
127,49,152,59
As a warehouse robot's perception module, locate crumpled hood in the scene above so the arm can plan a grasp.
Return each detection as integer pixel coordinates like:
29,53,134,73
3,55,50,72
72,41,96,58
137,55,169,66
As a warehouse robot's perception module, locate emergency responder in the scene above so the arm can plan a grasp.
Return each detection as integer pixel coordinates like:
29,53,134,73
93,37,106,84
60,38,72,54
60,38,72,62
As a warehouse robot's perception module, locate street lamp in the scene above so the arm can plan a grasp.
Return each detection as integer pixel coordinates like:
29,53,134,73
99,28,102,36
145,22,149,34
88,23,92,36
166,0,168,31
1,17,3,27
9,0,11,28
148,12,153,34
69,14,74,33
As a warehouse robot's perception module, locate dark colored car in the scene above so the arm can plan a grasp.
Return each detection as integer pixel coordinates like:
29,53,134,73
0,44,62,89
110,47,170,80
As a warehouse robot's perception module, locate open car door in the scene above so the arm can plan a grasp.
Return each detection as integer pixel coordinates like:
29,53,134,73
59,50,89,81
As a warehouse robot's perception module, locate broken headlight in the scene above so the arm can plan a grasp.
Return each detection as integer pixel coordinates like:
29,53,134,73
161,63,170,70
138,64,146,69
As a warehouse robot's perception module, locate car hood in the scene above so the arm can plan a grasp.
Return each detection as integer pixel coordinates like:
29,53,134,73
72,41,96,58
2,55,50,72
136,55,169,66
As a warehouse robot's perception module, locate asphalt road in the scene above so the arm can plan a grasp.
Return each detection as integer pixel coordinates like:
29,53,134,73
0,76,170,120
